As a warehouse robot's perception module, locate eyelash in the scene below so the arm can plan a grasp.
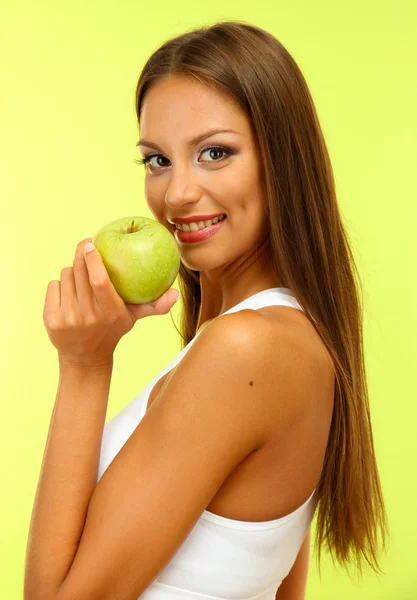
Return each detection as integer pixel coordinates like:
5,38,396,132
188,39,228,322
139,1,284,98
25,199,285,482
134,145,235,171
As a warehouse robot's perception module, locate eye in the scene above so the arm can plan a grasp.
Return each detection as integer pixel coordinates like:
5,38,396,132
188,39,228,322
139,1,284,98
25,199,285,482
134,145,235,171
199,146,231,162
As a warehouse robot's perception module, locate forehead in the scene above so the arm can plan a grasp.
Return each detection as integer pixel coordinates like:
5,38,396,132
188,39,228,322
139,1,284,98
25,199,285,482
140,76,251,141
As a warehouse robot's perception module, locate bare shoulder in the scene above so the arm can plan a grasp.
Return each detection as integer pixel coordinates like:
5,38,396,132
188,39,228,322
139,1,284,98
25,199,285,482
170,309,286,449
255,304,335,381
197,308,289,371
203,305,334,385
196,306,333,428
254,304,335,447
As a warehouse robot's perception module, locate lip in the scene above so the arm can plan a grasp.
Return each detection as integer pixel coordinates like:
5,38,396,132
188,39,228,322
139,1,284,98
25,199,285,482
174,215,227,244
168,213,225,225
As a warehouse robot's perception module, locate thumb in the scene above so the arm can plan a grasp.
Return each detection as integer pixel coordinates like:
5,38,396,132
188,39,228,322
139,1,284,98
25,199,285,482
126,289,181,320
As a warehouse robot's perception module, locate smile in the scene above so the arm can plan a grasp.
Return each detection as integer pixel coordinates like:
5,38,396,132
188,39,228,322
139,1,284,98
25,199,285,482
174,215,227,244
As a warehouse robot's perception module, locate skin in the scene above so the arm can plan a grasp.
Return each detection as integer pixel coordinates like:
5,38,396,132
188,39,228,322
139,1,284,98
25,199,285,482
138,75,284,331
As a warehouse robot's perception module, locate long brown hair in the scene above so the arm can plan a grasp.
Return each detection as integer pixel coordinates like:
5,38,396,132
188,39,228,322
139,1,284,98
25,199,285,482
134,20,389,579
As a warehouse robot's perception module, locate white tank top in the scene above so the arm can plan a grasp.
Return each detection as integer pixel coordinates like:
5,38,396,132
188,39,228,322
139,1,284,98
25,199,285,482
97,287,318,599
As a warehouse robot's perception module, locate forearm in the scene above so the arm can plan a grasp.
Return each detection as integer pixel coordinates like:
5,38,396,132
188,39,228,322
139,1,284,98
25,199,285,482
24,359,113,599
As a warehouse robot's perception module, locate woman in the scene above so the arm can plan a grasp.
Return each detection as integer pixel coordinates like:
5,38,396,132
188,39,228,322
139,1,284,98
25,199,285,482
25,20,388,600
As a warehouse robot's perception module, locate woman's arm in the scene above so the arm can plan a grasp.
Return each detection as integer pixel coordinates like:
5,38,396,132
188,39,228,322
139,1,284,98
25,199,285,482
275,527,311,600
24,361,113,599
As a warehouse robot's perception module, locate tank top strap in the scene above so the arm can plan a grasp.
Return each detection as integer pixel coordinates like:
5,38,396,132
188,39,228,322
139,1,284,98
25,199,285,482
218,287,304,316
191,287,303,349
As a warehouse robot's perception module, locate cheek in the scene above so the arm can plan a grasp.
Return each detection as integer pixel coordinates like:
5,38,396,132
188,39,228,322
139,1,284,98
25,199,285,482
144,186,163,221
237,173,266,221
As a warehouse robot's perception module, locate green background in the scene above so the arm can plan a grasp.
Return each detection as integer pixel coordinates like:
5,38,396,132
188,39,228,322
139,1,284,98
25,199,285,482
1,1,416,598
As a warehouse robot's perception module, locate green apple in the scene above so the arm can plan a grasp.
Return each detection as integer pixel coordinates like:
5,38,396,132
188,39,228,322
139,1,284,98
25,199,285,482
92,216,180,304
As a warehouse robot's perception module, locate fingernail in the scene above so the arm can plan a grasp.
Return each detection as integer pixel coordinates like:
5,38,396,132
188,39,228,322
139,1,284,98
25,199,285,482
174,290,181,303
85,242,95,254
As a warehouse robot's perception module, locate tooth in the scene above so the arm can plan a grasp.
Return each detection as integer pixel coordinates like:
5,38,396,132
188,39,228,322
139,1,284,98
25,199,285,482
178,216,226,232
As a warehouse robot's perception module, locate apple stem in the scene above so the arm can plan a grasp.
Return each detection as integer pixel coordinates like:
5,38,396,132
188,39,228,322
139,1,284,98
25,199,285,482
128,219,135,233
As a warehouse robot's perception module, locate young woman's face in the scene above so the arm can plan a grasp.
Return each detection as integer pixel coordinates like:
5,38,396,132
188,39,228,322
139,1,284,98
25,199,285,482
137,75,269,273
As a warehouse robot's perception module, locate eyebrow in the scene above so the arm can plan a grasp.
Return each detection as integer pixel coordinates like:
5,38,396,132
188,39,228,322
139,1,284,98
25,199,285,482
136,128,242,151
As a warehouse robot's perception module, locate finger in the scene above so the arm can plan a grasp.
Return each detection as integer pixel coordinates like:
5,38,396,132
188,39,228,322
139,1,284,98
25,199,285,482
150,288,181,315
83,241,124,315
60,266,78,317
126,288,181,320
43,280,61,325
73,237,98,315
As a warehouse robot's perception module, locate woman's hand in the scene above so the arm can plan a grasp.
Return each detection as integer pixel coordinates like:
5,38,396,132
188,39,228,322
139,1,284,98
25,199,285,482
43,237,181,368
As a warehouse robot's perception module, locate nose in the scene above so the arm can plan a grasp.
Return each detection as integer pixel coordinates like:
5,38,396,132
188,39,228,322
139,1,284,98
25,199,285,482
165,181,203,213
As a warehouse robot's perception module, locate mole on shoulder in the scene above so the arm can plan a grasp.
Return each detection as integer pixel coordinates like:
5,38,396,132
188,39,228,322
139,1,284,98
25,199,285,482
248,380,254,386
